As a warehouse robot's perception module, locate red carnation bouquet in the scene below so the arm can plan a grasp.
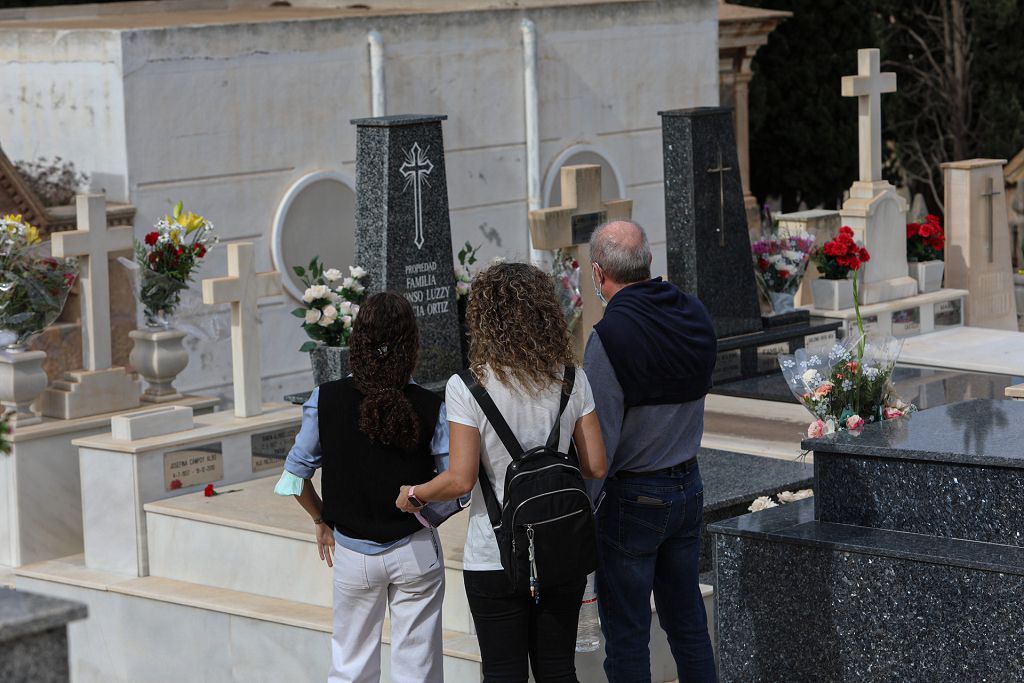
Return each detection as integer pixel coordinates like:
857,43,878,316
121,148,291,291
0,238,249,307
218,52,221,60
813,226,871,280
906,214,944,262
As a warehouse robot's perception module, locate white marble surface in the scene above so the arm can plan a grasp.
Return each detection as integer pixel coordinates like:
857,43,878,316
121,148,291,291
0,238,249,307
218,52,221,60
901,327,1024,377
1008,383,1024,399
111,405,194,441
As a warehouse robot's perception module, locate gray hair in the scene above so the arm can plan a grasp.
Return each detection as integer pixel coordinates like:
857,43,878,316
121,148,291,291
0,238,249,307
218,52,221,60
589,220,651,284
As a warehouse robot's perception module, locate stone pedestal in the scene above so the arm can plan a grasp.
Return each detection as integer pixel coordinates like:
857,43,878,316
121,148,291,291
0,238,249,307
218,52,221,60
39,367,140,419
0,587,86,683
129,329,188,403
0,350,49,426
942,159,1018,330
713,399,1024,680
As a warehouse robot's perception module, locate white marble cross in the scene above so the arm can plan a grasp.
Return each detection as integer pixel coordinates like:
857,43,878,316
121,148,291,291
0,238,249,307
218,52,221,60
842,48,897,184
52,194,134,371
201,242,282,418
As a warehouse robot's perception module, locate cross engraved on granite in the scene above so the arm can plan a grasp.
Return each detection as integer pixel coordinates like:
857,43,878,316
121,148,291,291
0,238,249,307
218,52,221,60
400,142,434,250
707,148,732,247
841,48,897,183
980,176,1002,264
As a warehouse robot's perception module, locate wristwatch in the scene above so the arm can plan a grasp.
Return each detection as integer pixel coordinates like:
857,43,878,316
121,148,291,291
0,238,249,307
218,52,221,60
408,486,425,509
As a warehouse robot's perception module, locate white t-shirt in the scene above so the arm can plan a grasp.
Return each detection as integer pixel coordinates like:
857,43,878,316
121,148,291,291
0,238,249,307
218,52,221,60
445,366,596,571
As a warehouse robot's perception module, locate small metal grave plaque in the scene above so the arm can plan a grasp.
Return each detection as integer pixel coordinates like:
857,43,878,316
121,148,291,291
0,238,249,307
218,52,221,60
571,211,607,245
934,299,963,329
251,425,301,472
712,349,743,384
892,307,921,338
164,442,224,491
756,342,791,373
804,330,837,353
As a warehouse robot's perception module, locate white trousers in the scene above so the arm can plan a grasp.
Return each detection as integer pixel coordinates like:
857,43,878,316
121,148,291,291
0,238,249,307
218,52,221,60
329,527,445,683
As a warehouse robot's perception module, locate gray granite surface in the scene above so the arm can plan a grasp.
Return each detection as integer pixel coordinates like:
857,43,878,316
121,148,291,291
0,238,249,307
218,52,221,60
352,114,462,385
308,345,350,387
803,398,1023,466
714,502,1024,681
0,588,86,642
660,107,762,339
0,588,85,683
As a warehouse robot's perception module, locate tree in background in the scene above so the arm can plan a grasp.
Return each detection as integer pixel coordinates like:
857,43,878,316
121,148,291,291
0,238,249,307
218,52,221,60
743,0,1024,214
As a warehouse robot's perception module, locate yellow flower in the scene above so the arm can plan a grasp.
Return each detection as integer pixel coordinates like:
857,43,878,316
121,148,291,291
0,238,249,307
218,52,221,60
2,214,23,224
25,224,41,245
176,211,207,235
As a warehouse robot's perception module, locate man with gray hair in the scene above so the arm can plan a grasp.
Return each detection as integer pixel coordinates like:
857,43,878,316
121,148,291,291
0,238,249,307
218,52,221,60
585,220,718,682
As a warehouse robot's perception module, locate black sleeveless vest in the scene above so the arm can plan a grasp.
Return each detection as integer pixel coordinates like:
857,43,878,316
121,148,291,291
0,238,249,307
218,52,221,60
318,378,442,543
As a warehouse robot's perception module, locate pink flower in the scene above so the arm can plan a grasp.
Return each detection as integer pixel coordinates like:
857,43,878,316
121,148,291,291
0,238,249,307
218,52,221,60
813,383,833,398
807,420,826,438
846,415,865,431
883,407,903,420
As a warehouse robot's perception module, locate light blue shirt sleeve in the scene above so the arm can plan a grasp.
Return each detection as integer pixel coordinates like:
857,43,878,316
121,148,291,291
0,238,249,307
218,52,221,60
274,388,322,496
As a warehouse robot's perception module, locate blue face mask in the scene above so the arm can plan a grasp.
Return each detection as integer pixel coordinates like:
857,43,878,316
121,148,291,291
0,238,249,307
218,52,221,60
592,266,607,307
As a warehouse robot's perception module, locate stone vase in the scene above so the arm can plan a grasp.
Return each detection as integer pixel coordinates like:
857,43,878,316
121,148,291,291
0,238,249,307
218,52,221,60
0,348,49,426
309,345,350,387
811,278,855,311
768,291,797,314
129,328,188,403
908,260,944,294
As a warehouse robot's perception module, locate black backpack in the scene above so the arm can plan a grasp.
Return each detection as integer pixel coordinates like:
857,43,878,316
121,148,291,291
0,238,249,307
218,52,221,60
459,366,597,602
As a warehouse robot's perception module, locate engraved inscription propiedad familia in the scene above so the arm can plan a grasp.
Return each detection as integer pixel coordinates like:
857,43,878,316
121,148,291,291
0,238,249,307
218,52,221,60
404,261,450,317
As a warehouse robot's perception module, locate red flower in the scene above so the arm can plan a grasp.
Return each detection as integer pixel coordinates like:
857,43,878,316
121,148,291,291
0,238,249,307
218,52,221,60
144,232,159,246
928,235,945,251
839,226,854,238
148,252,159,264
204,484,216,497
175,247,184,256
571,260,579,269
757,257,769,271
170,479,183,490
906,223,921,239
778,269,791,279
823,241,844,257
859,247,871,263
195,244,207,258
847,361,859,372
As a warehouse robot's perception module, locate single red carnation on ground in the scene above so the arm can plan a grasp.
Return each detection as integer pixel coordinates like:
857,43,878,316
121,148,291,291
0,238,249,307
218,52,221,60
204,484,216,497
144,232,159,246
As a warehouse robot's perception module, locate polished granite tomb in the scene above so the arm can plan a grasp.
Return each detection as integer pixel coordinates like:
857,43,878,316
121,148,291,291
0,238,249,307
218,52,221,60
0,587,86,683
711,398,1024,680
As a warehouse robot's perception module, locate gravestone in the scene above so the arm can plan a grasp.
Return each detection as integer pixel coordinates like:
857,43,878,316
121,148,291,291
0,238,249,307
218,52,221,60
660,107,840,383
352,114,461,386
942,159,1018,330
529,164,632,357
660,107,762,338
838,48,918,304
0,587,86,683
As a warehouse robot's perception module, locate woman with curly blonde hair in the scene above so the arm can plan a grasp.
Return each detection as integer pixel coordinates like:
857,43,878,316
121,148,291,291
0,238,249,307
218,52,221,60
396,262,607,682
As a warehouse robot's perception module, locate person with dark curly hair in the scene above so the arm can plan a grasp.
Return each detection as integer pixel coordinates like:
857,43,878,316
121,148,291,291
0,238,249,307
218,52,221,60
275,292,449,682
395,261,608,682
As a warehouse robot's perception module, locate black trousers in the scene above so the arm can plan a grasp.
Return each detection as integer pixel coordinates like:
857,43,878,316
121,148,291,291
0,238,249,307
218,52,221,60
464,570,587,683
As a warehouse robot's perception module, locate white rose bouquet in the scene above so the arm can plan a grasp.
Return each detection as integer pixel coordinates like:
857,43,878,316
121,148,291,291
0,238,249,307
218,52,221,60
291,256,367,352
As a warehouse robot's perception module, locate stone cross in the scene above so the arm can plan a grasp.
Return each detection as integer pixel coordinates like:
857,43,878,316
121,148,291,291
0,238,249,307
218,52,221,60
980,176,1002,264
707,148,733,247
528,164,632,356
400,142,434,250
202,242,282,418
841,48,897,184
51,194,133,371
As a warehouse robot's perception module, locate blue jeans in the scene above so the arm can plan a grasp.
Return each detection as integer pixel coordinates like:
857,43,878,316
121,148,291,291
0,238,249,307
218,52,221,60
596,462,716,683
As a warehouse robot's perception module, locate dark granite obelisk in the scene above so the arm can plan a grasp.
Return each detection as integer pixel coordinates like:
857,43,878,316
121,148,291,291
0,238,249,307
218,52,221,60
352,114,462,385
660,107,762,338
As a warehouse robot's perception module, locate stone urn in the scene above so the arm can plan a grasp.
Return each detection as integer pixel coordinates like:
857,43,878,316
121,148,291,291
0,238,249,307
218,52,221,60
0,347,49,426
811,277,855,311
129,328,189,402
309,345,350,387
908,260,944,294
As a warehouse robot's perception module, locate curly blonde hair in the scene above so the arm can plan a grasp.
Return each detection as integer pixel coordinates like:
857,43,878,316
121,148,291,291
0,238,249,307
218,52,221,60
466,262,576,394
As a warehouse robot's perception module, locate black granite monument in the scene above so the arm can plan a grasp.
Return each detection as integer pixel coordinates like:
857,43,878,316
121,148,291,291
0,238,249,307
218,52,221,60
0,587,86,682
352,114,462,386
659,107,840,384
712,398,1024,680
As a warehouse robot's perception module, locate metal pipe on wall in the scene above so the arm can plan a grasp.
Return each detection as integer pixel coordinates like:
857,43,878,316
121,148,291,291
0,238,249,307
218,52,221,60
368,30,386,117
521,18,546,266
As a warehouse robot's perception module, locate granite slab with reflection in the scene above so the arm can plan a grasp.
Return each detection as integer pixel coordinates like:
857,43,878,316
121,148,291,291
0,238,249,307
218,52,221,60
0,588,86,683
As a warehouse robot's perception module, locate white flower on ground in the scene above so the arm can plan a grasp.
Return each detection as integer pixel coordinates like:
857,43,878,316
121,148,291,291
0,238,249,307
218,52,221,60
777,489,814,504
303,284,331,302
749,496,779,513
349,265,366,279
304,308,322,325
324,268,343,282
318,304,338,326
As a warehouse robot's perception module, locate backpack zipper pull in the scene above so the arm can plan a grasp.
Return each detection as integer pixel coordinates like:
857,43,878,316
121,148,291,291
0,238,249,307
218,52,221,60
527,525,540,604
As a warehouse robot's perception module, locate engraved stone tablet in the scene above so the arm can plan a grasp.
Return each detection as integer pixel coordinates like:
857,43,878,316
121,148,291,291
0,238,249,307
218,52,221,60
164,443,224,491
251,425,301,472
757,342,791,373
892,307,921,337
804,330,838,353
934,299,963,328
713,349,743,384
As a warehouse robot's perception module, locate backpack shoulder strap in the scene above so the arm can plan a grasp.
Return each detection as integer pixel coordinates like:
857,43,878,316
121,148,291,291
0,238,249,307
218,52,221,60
457,369,517,527
545,365,576,451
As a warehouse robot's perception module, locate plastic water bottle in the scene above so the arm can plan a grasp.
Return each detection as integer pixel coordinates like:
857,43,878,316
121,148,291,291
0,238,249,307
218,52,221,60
576,572,600,653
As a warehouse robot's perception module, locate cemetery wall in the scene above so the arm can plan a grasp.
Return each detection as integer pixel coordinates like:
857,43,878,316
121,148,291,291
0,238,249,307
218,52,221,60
0,0,717,402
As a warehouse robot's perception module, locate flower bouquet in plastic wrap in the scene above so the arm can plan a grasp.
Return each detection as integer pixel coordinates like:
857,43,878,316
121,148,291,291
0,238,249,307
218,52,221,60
552,249,583,332
751,231,816,313
0,214,78,350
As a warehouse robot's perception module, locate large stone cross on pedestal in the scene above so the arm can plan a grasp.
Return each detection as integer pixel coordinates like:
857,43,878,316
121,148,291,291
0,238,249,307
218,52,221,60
529,165,632,357
202,242,282,418
40,193,141,419
842,48,897,184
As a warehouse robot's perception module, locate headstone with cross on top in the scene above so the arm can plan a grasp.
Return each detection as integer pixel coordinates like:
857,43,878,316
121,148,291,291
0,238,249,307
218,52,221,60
202,241,282,417
529,165,632,358
942,158,1018,330
351,114,462,386
39,193,141,419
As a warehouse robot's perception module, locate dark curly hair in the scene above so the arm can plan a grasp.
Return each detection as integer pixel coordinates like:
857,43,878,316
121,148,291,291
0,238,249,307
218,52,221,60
466,261,576,394
349,292,421,451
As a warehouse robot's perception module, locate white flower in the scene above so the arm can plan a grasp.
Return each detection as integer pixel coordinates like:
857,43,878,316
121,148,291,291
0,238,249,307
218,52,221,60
777,489,814,504
350,304,360,318
349,266,366,279
767,254,783,264
302,284,331,303
341,315,353,328
802,369,820,385
318,305,338,326
492,256,507,264
782,250,805,262
456,281,471,296
324,268,343,282
341,277,355,289
304,309,322,325
352,282,365,294
337,300,353,316
749,496,779,513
